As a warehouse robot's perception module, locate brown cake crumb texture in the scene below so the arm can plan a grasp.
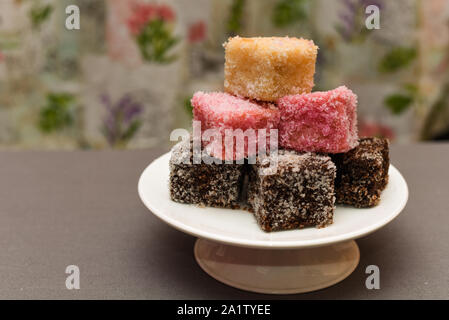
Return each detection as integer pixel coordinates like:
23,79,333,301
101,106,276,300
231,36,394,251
247,150,336,232
169,139,245,208
333,137,389,208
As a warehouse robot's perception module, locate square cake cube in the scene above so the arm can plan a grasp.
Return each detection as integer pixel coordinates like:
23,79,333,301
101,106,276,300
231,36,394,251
192,91,279,161
332,137,390,208
169,139,245,208
278,86,359,153
247,150,336,232
224,36,318,102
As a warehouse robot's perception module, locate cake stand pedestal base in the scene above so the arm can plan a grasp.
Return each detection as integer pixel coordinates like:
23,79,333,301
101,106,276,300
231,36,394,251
194,238,360,294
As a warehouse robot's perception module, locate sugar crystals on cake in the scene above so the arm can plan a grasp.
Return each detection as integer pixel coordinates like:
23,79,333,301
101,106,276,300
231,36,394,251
332,137,389,208
224,36,318,102
169,138,245,208
247,150,336,232
278,86,358,154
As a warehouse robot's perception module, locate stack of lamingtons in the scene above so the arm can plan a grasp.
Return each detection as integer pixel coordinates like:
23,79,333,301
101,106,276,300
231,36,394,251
169,36,389,232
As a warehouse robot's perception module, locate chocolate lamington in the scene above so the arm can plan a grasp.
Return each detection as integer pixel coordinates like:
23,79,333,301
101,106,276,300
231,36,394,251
169,139,245,208
333,137,389,208
247,150,336,232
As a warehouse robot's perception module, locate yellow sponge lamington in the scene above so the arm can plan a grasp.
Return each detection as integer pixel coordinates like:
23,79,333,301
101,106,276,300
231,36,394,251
224,36,318,102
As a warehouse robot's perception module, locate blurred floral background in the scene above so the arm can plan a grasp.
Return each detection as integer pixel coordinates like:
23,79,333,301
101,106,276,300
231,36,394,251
0,0,449,150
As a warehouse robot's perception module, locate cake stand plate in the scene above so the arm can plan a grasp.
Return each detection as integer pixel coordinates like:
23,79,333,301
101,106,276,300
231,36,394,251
138,152,408,294
194,238,359,294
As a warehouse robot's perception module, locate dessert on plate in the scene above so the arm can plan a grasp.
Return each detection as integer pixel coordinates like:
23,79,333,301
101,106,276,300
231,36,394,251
332,137,390,208
169,138,245,208
247,150,336,231
168,36,390,232
278,86,358,154
192,91,279,161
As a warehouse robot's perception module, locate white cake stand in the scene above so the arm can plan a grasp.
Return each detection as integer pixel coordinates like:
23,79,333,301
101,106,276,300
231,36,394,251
138,152,408,294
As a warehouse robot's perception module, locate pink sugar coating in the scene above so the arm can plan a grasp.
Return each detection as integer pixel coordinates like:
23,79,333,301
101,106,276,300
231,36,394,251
278,86,359,153
192,92,279,130
192,92,280,160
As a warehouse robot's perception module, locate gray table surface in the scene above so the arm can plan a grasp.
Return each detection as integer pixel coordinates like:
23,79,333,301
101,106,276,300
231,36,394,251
0,143,448,299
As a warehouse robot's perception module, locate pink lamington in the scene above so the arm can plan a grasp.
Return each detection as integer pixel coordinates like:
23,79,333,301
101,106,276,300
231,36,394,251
278,86,358,153
192,92,280,160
